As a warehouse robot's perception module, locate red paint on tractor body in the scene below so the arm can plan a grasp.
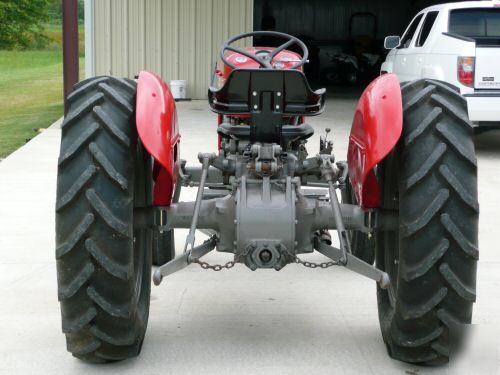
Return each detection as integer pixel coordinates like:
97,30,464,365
136,71,180,206
347,73,403,209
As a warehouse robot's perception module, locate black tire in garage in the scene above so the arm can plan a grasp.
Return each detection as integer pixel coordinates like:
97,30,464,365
376,79,479,365
55,76,152,362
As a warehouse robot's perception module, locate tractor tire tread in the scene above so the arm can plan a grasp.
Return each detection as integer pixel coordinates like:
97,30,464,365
424,79,463,97
68,338,101,356
438,165,479,213
56,213,94,258
58,262,95,300
393,325,444,348
404,107,442,146
62,93,105,129
85,238,132,280
377,79,478,365
89,142,129,190
56,165,97,211
439,263,476,302
403,143,446,191
56,76,150,362
86,189,129,236
62,307,97,334
89,325,138,346
440,214,479,259
86,286,132,318
98,83,134,114
431,94,471,129
402,239,449,281
400,189,448,237
93,106,131,147
58,122,100,165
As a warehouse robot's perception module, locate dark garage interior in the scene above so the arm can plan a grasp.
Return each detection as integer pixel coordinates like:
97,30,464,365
254,0,461,90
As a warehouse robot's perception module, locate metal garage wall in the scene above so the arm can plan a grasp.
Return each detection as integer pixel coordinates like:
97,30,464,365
254,0,414,41
92,0,253,99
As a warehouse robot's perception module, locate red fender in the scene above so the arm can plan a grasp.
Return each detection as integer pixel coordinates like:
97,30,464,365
347,73,403,209
136,71,181,206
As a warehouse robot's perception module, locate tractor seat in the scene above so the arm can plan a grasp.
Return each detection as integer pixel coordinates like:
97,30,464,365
208,69,326,116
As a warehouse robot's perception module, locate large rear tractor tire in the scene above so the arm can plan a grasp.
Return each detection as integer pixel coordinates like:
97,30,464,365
376,79,478,365
55,76,152,362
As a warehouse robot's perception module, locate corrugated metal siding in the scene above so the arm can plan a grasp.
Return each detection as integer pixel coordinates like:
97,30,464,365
92,0,253,99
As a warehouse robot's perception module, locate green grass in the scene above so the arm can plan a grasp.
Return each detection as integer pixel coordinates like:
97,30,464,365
0,27,84,158
43,24,86,56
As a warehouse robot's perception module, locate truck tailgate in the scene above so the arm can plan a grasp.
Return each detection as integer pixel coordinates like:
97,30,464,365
475,46,500,89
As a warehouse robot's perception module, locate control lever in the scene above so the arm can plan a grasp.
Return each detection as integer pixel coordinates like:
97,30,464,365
314,237,390,289
320,128,333,155
153,236,217,285
183,153,216,253
319,155,351,265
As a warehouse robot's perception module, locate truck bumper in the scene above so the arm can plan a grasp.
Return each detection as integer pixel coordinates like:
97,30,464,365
464,92,500,123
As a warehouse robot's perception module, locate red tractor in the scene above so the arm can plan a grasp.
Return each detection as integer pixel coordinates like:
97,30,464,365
55,31,478,365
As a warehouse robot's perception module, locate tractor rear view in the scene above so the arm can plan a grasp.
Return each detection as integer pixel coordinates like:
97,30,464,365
55,31,478,365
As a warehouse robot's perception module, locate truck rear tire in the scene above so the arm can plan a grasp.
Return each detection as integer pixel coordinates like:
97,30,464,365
56,76,152,362
376,79,478,365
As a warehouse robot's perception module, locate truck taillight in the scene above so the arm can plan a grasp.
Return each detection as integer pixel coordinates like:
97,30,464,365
458,56,475,87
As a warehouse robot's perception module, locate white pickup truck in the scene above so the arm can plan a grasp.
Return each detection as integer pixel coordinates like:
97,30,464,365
381,1,500,126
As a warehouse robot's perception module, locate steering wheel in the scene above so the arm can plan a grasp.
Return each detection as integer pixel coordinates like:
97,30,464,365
221,31,309,70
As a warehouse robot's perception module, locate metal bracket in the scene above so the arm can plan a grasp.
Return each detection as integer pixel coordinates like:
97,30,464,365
183,153,216,253
319,128,333,155
314,237,390,289
336,161,349,190
132,206,169,231
318,155,351,265
153,236,217,285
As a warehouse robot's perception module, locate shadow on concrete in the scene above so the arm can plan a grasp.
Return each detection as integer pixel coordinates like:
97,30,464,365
474,128,500,158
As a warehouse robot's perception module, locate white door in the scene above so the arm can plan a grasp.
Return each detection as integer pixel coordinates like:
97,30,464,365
393,13,425,82
412,11,441,79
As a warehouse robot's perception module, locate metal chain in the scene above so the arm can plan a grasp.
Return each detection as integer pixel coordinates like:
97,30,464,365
286,247,339,269
293,256,338,269
192,250,338,271
192,258,236,271
192,246,252,271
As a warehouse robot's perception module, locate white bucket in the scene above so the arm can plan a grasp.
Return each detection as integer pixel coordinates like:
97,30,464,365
170,80,187,99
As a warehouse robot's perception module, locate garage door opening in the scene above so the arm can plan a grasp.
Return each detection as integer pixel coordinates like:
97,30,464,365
253,0,461,96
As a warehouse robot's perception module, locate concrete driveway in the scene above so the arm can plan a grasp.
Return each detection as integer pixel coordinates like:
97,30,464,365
1,96,499,374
